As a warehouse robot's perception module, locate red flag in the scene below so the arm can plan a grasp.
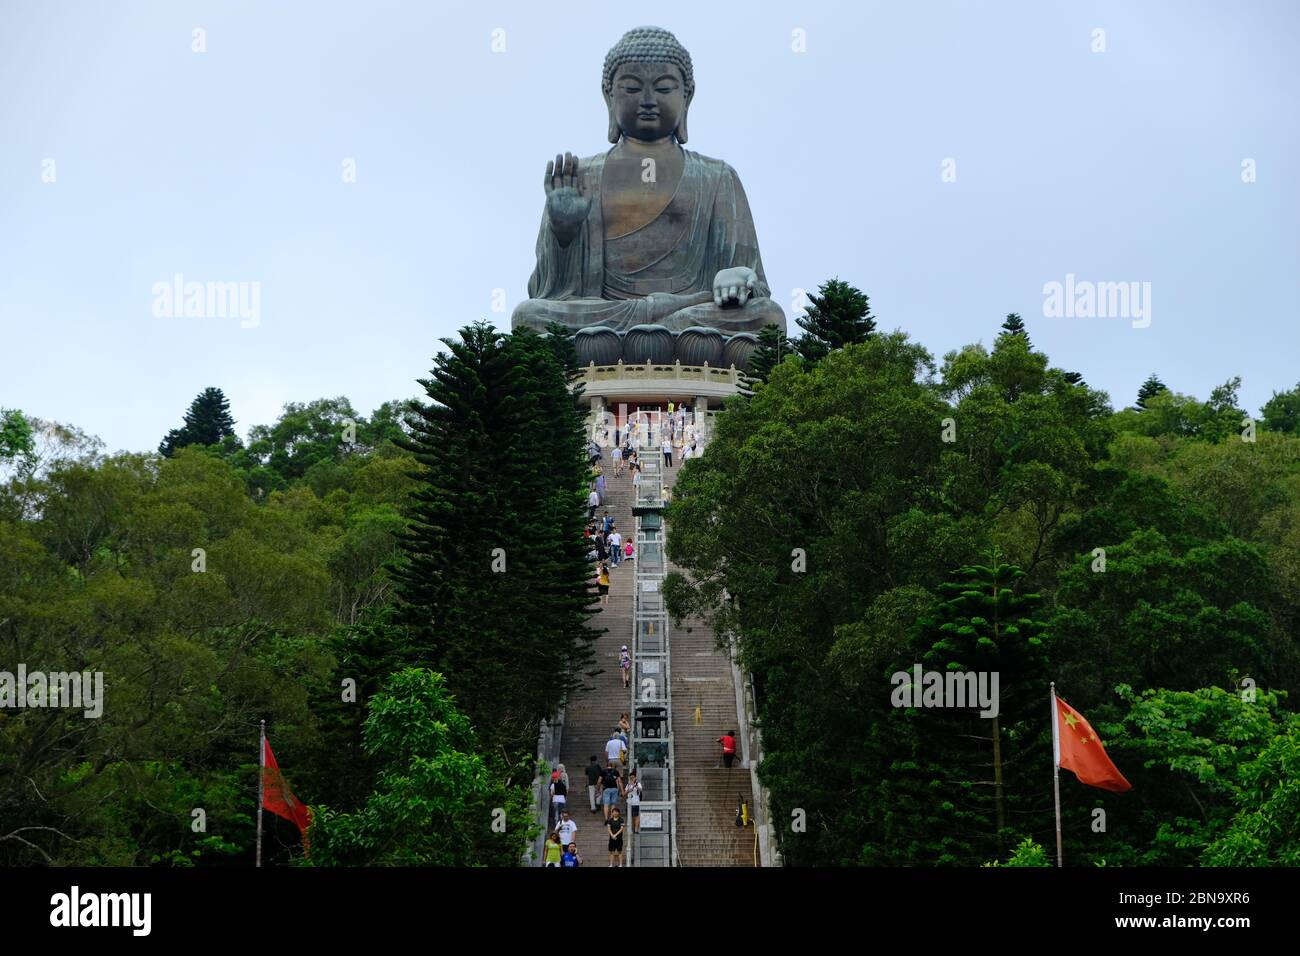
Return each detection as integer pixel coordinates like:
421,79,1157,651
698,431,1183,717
262,737,313,842
1055,696,1131,792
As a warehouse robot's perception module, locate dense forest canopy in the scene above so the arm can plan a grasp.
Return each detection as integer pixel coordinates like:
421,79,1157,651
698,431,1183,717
0,323,593,866
3,294,1298,867
666,283,1300,866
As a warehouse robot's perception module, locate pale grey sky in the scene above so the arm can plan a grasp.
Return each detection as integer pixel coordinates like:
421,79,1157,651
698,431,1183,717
2,0,1297,451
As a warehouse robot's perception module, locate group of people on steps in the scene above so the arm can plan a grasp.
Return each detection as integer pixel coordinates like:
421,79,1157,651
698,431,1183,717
546,409,707,867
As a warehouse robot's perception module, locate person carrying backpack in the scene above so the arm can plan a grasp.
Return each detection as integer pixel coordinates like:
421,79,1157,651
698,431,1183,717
599,762,623,820
549,764,568,824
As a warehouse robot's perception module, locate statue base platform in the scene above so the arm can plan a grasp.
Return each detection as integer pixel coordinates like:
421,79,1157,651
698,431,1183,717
575,360,746,406
574,325,760,372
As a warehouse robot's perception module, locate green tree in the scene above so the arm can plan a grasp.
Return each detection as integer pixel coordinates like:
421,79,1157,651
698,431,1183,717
1135,374,1167,409
0,408,34,461
1199,376,1248,443
1260,382,1300,434
1050,530,1274,705
663,335,960,865
987,329,1047,403
889,562,1050,863
308,668,534,866
1202,719,1300,866
746,324,790,385
233,397,358,492
392,323,595,760
160,387,238,457
1101,685,1297,866
794,278,875,363
544,321,580,378
997,312,1031,349
984,836,1052,867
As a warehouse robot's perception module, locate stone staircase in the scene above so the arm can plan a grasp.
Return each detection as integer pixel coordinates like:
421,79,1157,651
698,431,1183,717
550,425,757,866
553,456,636,866
663,460,757,867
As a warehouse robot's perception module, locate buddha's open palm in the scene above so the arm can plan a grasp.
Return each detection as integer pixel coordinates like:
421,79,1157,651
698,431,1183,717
544,152,591,243
713,267,757,307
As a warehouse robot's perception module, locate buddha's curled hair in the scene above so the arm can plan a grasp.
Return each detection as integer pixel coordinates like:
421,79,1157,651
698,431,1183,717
602,26,694,99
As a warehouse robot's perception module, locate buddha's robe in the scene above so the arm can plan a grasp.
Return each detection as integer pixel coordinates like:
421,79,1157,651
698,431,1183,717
512,148,785,335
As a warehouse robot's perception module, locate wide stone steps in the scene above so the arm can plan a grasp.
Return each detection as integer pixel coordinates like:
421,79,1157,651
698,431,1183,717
552,461,636,865
548,442,756,866
662,459,757,867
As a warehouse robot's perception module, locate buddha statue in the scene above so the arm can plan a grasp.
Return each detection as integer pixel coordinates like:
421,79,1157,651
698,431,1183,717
511,26,786,371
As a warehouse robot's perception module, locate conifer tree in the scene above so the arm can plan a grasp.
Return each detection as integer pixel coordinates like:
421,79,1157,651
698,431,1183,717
1136,374,1168,409
884,562,1049,863
795,278,875,363
392,322,595,759
998,313,1031,349
159,387,237,456
747,324,789,385
544,321,580,378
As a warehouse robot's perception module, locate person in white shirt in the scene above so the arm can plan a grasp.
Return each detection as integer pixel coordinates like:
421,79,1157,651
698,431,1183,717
587,488,600,519
605,731,626,765
609,530,622,567
555,810,578,848
625,770,644,832
662,438,673,467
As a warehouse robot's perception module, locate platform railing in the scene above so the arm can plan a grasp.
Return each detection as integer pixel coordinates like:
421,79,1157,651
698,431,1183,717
628,502,676,867
578,359,743,387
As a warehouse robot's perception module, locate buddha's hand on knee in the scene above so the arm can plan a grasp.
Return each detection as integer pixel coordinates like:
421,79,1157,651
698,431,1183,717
544,151,591,245
712,267,756,308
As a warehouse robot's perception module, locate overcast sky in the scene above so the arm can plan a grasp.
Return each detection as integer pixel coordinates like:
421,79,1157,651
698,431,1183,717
2,0,1297,452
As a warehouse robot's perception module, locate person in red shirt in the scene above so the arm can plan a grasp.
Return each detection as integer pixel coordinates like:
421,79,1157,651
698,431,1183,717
718,731,737,769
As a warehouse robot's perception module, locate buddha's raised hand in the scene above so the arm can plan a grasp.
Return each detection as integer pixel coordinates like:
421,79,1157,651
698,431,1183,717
544,151,591,245
713,266,757,307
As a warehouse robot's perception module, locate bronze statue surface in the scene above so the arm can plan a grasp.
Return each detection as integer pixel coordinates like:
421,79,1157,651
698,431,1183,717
511,26,785,370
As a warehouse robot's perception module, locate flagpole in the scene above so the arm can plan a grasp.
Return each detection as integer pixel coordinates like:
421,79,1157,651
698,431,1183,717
1050,683,1062,868
256,718,265,869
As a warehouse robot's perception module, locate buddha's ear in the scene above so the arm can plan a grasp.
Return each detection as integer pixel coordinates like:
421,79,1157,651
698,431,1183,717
675,93,692,144
604,90,619,144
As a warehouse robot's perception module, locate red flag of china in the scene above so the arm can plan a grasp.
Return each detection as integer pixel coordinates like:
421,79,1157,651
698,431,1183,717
1055,696,1131,792
262,738,313,840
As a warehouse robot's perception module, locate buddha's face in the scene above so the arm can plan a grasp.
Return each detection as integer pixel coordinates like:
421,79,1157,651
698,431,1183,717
608,62,688,142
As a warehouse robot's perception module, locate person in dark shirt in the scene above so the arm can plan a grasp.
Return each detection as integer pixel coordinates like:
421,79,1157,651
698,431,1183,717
606,809,625,868
550,769,568,826
585,756,602,813
600,762,623,821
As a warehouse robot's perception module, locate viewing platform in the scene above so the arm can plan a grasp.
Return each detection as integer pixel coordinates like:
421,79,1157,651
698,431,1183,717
575,360,748,407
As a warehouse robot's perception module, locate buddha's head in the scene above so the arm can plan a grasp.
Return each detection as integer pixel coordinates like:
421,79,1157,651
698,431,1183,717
602,26,694,145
